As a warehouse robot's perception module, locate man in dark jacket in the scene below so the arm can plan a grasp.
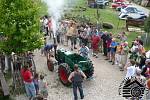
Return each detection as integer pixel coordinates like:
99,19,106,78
101,31,109,56
68,64,87,100
141,59,150,78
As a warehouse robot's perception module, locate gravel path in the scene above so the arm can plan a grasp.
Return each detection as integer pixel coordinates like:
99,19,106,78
16,45,127,100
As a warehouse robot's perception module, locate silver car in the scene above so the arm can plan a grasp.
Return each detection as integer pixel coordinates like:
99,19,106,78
118,6,147,20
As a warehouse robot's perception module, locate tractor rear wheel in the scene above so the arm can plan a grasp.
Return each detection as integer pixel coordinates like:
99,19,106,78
58,63,71,86
47,59,54,71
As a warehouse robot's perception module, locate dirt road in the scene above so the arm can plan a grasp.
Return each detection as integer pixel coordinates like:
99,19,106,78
32,47,125,100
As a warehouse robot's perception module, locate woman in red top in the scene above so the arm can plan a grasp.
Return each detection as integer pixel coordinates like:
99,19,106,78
21,65,36,100
91,33,100,58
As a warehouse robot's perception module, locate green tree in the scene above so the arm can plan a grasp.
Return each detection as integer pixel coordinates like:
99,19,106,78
0,0,46,55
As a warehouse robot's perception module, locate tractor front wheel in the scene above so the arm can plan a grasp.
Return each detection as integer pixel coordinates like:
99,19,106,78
47,59,54,71
58,63,71,86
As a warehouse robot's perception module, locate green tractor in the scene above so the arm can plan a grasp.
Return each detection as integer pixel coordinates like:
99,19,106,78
55,48,94,86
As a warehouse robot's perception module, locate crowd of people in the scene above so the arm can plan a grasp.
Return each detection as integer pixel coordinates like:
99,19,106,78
20,16,150,100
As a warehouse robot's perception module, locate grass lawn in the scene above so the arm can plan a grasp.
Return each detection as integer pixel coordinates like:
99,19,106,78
68,0,148,48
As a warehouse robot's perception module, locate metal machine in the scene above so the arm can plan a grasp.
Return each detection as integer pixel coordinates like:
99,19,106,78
55,49,94,86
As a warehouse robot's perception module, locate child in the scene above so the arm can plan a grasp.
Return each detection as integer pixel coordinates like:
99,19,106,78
33,73,39,95
39,75,48,99
124,60,136,78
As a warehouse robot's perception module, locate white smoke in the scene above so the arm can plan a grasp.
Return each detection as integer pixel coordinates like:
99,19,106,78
43,0,78,38
43,0,65,37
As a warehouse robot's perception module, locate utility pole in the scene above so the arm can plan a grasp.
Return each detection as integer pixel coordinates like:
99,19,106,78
96,4,101,32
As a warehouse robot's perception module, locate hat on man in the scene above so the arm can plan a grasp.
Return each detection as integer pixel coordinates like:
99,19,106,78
146,59,150,62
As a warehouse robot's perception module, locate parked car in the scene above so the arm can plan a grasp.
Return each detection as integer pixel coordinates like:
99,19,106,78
113,0,125,2
115,2,131,11
119,6,147,20
95,0,109,8
95,0,109,6
88,0,109,8
111,1,129,9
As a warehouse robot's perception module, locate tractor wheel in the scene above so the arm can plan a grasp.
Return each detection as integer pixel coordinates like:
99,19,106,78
47,59,54,71
85,65,94,78
58,63,71,86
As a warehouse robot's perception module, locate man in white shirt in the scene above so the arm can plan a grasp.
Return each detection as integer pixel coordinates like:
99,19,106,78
124,60,136,78
43,16,49,36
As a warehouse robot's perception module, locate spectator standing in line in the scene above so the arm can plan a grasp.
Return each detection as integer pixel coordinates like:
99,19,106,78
141,59,150,70
110,38,118,65
139,53,146,69
105,33,112,60
124,60,136,78
39,75,48,99
130,41,139,61
120,42,129,71
91,33,100,58
115,42,122,66
137,36,144,46
21,65,36,100
101,31,109,56
120,32,127,42
68,64,87,100
135,68,146,84
141,59,150,79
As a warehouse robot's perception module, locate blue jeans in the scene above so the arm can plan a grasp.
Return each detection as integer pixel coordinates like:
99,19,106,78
24,81,36,98
73,82,84,100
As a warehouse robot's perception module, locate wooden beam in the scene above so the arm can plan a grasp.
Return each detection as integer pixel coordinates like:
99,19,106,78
0,71,9,96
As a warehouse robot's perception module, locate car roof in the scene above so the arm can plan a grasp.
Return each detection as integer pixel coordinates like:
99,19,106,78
126,5,137,8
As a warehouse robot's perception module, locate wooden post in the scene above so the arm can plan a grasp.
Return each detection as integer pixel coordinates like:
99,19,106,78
0,71,9,96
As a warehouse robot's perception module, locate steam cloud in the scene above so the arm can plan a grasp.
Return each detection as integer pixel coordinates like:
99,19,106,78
43,0,77,37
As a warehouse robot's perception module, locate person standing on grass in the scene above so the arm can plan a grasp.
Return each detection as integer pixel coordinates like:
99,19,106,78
68,64,87,100
21,65,36,100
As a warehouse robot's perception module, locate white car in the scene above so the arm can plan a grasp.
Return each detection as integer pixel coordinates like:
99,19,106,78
119,6,147,20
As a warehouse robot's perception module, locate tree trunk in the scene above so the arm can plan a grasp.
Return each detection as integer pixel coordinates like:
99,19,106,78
0,56,2,71
4,55,9,72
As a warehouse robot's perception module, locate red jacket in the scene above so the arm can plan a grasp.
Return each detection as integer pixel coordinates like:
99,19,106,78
92,35,100,50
